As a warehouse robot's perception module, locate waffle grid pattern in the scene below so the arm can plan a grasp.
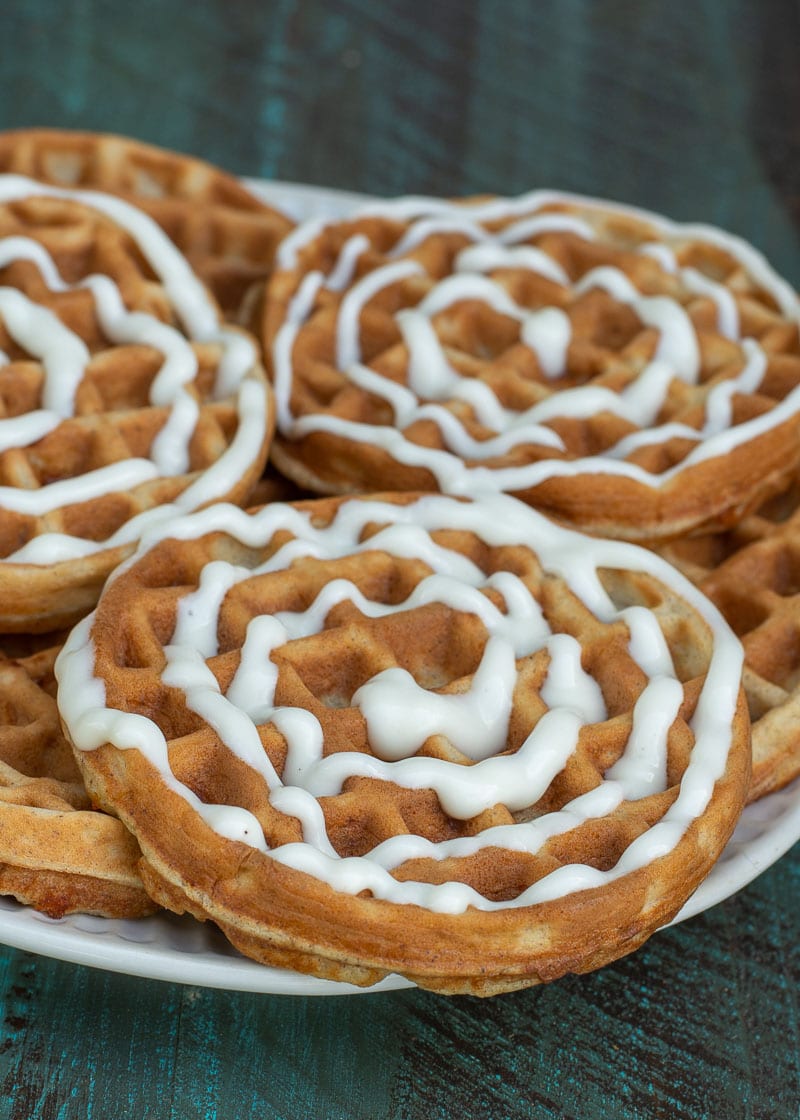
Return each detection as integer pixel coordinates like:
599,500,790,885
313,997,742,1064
0,129,294,314
659,478,800,800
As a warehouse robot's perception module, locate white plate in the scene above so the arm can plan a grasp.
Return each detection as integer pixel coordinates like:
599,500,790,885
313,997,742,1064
2,771,798,995
1,180,798,997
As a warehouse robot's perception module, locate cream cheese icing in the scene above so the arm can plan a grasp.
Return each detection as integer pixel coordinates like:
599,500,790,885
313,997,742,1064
56,492,744,914
273,190,800,499
0,176,268,563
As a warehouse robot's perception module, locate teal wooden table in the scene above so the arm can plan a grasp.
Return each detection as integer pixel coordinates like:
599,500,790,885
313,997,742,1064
1,2,799,1117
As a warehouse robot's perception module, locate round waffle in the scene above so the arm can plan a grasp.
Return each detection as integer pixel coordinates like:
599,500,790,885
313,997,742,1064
657,471,800,802
0,128,294,316
0,642,155,918
0,175,272,631
263,191,800,541
56,492,750,995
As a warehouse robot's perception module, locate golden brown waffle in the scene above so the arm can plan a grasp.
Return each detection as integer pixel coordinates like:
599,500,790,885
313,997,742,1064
57,492,750,995
248,462,316,507
263,191,800,541
0,642,156,918
657,474,800,802
0,177,273,631
0,128,294,315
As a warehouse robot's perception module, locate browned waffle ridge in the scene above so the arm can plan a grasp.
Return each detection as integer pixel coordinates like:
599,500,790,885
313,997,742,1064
0,643,156,918
0,177,273,630
57,492,750,995
263,191,800,542
0,128,294,316
657,472,800,802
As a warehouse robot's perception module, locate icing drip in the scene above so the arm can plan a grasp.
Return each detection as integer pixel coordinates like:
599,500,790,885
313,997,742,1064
606,676,683,799
540,633,606,723
353,635,517,763
520,308,572,379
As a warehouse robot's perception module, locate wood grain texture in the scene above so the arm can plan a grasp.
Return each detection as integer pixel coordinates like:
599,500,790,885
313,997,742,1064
0,1,798,1116
0,855,798,1119
1,0,798,286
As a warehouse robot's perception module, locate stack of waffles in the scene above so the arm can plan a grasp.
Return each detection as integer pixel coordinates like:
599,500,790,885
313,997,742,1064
1,129,798,995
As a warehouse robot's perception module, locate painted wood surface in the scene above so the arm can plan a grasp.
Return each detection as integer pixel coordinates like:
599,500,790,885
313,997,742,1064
0,1,798,1116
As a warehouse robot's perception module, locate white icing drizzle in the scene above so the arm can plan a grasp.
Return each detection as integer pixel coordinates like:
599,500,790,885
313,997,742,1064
0,286,89,449
273,190,800,496
681,266,740,339
638,242,679,273
520,308,572,379
5,376,268,560
388,215,491,259
0,460,159,516
273,270,326,432
56,492,744,914
497,212,597,244
539,633,606,723
454,243,570,287
336,259,423,371
0,176,267,563
575,267,701,382
397,309,459,399
326,234,371,292
354,635,516,763
605,676,683,799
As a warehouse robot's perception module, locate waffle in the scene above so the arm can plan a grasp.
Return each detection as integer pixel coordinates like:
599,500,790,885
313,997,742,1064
262,191,800,541
657,473,800,802
0,129,294,316
56,492,750,995
0,175,273,631
0,642,155,918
